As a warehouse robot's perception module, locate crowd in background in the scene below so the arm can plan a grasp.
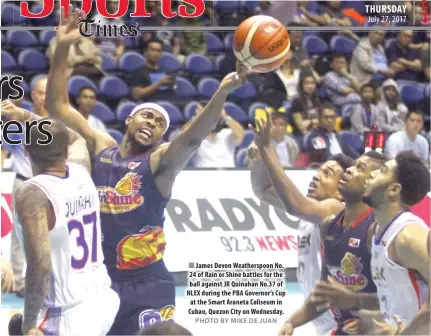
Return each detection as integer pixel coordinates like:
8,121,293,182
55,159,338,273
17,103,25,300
1,0,430,173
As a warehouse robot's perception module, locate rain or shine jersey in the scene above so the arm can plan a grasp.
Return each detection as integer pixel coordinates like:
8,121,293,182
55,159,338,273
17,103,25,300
92,146,172,281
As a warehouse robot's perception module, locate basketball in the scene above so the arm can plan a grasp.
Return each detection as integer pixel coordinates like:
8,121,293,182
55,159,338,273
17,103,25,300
233,15,290,73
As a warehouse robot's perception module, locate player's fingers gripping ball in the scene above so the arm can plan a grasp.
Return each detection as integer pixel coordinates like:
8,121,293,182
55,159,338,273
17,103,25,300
233,15,290,73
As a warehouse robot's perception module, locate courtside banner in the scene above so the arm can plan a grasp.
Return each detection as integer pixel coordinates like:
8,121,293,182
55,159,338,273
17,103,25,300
163,170,314,272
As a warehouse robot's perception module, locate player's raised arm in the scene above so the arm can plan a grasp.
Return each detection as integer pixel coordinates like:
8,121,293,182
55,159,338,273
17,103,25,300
45,5,115,157
154,65,247,181
14,183,53,335
394,225,430,335
250,111,343,224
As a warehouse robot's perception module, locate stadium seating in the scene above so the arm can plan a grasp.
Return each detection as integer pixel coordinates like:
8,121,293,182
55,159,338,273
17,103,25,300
399,83,425,106
91,102,116,124
303,35,329,55
116,101,138,122
175,77,197,98
119,51,146,73
68,75,98,97
159,52,183,73
6,31,38,49
155,101,184,125
183,101,200,120
239,130,255,150
39,30,56,47
101,54,117,72
205,32,224,54
107,129,124,143
224,102,248,123
235,148,248,167
224,33,234,50
338,131,363,153
99,76,130,101
197,77,220,99
185,54,214,75
18,49,49,72
1,51,17,72
330,35,357,57
230,81,257,100
2,3,27,26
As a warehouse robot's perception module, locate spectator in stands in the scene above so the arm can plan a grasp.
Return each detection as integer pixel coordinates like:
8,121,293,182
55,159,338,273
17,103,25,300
138,1,181,55
130,38,175,102
349,84,378,136
376,79,408,133
91,1,125,62
294,1,324,26
385,110,429,163
288,25,312,70
184,102,244,168
288,71,320,136
262,50,301,108
386,30,423,81
323,54,362,108
136,321,193,335
47,35,104,80
246,112,299,168
178,3,209,61
304,103,361,160
350,30,394,86
320,0,352,26
259,1,297,25
31,76,49,117
75,87,107,132
421,45,430,81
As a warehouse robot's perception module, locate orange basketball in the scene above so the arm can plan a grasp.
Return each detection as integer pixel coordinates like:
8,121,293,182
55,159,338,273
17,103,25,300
233,15,290,73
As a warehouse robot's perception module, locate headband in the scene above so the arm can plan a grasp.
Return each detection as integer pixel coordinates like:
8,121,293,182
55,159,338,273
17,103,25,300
129,103,170,134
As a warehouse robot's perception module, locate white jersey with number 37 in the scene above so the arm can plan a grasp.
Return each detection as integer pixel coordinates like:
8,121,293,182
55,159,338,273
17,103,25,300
14,163,112,310
371,211,429,326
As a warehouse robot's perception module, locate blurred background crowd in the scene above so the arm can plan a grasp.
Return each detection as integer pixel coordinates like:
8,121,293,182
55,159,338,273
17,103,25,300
1,0,430,173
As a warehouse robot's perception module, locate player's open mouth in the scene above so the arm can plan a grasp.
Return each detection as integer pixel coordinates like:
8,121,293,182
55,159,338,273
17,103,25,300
339,175,348,185
308,181,318,191
139,128,153,139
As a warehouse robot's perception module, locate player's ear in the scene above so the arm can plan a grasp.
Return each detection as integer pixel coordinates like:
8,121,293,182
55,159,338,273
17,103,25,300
388,182,402,198
125,116,132,126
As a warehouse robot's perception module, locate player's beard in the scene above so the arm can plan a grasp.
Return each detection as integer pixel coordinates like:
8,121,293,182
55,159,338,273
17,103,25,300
362,184,388,208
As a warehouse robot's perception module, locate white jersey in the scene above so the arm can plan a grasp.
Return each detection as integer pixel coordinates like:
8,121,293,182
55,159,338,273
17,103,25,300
14,163,113,310
297,220,337,335
371,211,429,326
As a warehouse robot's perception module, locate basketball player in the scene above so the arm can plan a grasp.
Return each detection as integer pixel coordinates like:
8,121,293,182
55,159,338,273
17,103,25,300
251,111,387,335
45,6,247,335
12,119,119,335
249,136,352,334
310,151,430,335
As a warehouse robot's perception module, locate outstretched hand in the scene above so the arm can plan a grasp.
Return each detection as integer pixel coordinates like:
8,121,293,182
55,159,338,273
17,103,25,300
57,4,86,46
1,100,25,121
219,61,249,93
248,109,272,148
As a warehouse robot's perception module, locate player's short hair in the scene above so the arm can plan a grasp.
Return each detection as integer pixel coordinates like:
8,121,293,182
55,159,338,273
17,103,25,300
8,313,23,335
363,150,388,170
271,112,287,122
24,118,69,166
329,154,354,172
394,150,430,206
331,54,347,62
360,83,374,92
136,321,193,335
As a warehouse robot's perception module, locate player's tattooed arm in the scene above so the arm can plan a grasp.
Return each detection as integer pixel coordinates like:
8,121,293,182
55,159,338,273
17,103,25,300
153,65,247,195
45,5,116,158
394,225,430,335
14,183,54,334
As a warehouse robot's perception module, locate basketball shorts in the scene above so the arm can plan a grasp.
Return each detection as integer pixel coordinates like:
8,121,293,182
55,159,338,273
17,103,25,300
108,279,176,335
37,287,119,336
